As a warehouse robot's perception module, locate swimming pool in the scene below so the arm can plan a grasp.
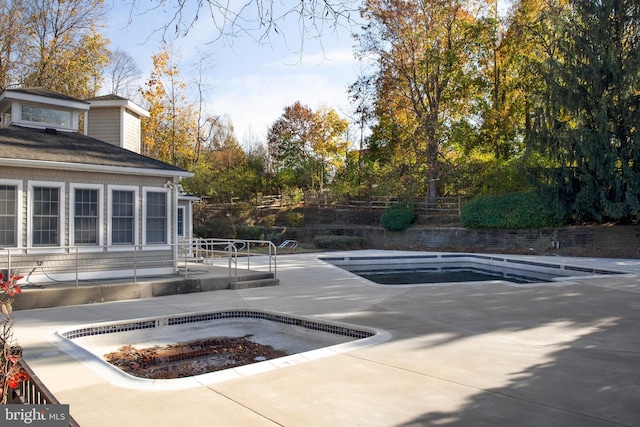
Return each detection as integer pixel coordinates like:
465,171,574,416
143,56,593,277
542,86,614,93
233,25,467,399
49,309,390,390
322,253,623,285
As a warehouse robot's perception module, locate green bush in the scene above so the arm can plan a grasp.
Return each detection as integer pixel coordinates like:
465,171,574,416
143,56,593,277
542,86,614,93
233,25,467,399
313,235,368,250
236,225,264,240
266,230,286,245
193,224,210,238
460,192,565,229
380,202,415,231
260,214,276,228
287,210,304,227
207,219,236,238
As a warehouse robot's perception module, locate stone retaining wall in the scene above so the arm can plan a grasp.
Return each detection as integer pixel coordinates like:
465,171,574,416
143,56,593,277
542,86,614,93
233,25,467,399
290,225,640,259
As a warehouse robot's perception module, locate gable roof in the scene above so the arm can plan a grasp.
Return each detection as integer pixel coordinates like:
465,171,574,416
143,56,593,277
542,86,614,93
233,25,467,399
87,94,128,102
5,87,89,103
0,125,192,178
0,87,90,111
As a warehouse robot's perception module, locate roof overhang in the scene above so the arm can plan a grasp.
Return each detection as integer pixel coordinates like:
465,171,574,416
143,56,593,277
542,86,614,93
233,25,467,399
88,99,150,118
0,90,90,112
0,158,193,178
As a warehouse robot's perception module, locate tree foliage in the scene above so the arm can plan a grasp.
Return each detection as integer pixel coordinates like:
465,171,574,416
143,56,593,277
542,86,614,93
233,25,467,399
356,0,488,199
530,0,640,222
182,116,269,202
140,45,197,168
267,101,349,192
0,0,109,98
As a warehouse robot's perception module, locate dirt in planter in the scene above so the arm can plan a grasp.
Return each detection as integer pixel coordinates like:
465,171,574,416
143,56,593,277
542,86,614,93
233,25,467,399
104,335,288,379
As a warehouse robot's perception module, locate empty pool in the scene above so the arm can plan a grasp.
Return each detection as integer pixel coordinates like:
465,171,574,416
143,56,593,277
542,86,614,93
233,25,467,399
49,309,390,390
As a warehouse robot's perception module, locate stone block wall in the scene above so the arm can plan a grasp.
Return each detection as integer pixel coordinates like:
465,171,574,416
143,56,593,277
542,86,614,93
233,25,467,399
290,225,640,259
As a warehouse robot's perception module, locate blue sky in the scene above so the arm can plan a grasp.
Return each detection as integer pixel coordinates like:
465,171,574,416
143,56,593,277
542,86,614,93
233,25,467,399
103,1,362,146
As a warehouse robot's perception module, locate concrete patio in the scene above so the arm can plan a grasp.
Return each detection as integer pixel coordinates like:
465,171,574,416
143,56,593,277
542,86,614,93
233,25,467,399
12,250,640,426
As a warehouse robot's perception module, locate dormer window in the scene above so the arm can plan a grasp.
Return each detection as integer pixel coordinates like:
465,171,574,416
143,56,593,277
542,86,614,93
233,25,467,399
0,88,89,132
21,104,72,127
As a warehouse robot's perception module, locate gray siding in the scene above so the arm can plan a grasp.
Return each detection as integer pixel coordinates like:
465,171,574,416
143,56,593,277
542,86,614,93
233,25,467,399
1,166,180,283
87,107,122,148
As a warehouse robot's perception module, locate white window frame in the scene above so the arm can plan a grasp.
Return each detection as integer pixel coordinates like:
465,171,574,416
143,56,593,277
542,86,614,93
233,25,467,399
27,180,65,253
0,179,23,251
177,206,185,238
69,183,104,251
142,186,171,250
107,185,139,251
11,101,78,131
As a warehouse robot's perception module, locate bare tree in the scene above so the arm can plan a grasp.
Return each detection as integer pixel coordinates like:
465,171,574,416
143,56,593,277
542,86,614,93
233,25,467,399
126,0,361,46
189,48,217,167
104,48,142,98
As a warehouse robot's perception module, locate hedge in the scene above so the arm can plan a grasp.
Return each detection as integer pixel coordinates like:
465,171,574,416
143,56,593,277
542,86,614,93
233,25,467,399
460,191,564,229
380,201,415,231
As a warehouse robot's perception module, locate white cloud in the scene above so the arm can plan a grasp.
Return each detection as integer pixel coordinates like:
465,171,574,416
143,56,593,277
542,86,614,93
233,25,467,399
104,1,360,146
210,68,353,145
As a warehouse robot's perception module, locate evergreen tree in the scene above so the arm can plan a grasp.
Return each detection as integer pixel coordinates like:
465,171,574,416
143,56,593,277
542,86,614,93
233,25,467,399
533,0,640,222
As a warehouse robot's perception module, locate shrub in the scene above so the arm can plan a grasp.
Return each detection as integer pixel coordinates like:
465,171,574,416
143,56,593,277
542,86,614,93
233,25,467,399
260,214,276,228
236,225,264,240
380,202,415,231
460,191,565,229
266,230,286,245
193,223,210,238
207,218,236,238
287,210,304,227
313,235,368,250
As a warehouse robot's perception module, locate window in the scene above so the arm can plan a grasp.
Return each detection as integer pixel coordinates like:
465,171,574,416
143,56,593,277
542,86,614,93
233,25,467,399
32,186,60,246
73,189,98,245
21,104,71,127
0,185,17,246
177,206,185,238
112,190,135,245
145,192,167,244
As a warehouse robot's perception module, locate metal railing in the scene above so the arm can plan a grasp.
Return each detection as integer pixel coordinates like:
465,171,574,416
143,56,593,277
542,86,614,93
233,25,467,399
182,238,277,281
10,360,81,426
1,238,277,287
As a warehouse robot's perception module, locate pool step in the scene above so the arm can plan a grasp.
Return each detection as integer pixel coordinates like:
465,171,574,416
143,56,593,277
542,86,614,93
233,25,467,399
230,277,280,289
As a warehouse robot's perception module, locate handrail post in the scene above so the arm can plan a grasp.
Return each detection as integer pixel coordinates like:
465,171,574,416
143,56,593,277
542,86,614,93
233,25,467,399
272,243,277,278
134,245,138,283
183,241,188,279
247,241,250,270
228,241,231,276
75,247,79,288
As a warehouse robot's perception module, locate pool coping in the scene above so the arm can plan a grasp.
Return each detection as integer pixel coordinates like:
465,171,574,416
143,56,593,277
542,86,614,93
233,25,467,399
46,308,392,391
320,253,628,286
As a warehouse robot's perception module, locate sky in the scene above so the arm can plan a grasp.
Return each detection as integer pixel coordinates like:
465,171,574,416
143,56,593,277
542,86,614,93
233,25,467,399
102,1,363,147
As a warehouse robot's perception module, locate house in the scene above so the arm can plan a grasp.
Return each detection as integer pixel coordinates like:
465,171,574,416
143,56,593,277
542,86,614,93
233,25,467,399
0,88,196,283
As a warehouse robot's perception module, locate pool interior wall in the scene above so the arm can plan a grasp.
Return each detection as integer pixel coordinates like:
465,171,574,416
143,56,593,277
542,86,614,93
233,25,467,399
322,253,624,284
50,309,390,390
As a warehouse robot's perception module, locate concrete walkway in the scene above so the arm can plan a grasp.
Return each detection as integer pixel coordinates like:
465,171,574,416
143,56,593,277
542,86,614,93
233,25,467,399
12,250,640,427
